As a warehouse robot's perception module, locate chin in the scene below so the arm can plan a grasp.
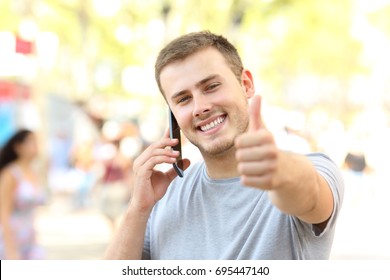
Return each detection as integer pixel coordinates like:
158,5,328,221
199,140,235,157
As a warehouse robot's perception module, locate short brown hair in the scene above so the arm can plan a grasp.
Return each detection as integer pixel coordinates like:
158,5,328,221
155,31,243,96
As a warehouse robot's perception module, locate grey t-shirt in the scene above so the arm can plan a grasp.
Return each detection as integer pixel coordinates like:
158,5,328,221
143,153,344,260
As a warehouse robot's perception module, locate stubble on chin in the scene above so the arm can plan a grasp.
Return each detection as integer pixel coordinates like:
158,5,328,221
189,125,247,159
197,139,236,158
187,109,250,158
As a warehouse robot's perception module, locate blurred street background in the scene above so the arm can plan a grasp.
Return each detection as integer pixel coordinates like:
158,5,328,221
1,0,390,259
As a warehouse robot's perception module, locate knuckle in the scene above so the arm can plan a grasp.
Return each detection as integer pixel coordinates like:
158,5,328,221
133,159,141,169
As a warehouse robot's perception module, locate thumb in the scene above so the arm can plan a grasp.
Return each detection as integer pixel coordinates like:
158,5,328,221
249,95,263,131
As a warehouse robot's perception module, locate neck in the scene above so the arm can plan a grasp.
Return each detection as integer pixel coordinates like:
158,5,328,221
15,158,32,169
202,147,239,179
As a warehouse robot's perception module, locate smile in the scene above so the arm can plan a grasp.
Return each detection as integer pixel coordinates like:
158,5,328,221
199,115,226,132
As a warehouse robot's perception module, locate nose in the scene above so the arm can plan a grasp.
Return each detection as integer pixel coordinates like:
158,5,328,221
192,94,212,117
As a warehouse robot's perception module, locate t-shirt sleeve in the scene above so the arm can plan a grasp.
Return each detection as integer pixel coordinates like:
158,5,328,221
306,153,345,237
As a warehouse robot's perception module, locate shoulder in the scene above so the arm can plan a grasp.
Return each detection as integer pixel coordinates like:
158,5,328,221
0,165,18,191
306,152,335,164
0,163,17,179
306,153,343,183
306,152,344,214
307,153,342,178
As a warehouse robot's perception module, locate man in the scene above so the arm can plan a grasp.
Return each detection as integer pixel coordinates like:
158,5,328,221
105,31,344,260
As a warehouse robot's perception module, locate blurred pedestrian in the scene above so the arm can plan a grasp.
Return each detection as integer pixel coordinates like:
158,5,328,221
97,140,131,230
69,140,97,209
0,129,45,259
344,152,367,173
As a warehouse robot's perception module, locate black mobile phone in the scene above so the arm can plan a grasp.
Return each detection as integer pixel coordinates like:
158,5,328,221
169,109,184,177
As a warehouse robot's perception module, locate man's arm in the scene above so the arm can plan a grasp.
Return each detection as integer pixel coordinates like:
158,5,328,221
235,95,337,226
104,206,150,259
268,152,334,226
104,133,190,259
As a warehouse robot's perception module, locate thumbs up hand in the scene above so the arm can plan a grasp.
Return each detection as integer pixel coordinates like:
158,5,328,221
235,95,279,190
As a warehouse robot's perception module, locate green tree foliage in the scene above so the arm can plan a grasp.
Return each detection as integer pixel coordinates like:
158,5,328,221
0,0,365,110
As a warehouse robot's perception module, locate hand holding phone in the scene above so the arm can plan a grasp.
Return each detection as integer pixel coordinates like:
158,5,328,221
169,110,184,177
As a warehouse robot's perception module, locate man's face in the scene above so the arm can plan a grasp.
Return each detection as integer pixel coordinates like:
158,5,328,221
160,47,254,158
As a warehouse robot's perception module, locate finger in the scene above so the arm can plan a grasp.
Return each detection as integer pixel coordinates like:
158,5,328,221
240,175,274,190
236,145,277,162
134,137,178,168
235,130,274,148
237,161,277,176
140,146,183,171
249,95,263,132
142,154,178,171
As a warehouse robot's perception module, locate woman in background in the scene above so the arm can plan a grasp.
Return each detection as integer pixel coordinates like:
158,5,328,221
0,129,45,259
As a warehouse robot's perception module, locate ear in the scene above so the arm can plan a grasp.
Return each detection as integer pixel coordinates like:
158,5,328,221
241,69,255,99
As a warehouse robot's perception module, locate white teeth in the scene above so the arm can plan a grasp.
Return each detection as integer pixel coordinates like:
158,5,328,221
200,116,225,132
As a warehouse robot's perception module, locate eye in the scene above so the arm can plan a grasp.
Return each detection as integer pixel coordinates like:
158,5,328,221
177,95,191,104
205,82,221,92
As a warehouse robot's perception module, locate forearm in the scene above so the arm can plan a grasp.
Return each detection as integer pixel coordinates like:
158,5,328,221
2,223,20,259
269,151,332,224
103,134,185,259
104,205,151,260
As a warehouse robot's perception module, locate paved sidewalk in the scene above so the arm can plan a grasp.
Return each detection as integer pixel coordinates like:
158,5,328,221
35,196,113,260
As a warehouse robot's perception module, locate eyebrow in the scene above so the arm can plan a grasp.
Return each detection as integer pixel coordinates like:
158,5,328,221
170,74,220,101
